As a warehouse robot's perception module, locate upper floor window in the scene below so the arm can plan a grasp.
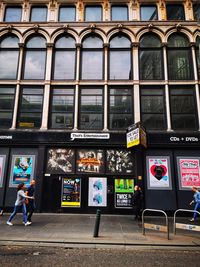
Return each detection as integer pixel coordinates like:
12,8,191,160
85,6,102,21
30,6,47,22
0,86,15,129
195,36,200,79
59,6,76,21
111,5,128,21
166,4,185,20
193,4,200,20
0,35,19,79
140,5,158,21
4,6,22,22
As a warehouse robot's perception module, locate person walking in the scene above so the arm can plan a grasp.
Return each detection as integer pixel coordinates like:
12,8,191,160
132,185,143,220
26,179,36,224
7,183,34,226
189,186,200,222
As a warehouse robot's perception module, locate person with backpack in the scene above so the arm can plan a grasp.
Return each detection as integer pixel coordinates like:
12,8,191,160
189,186,200,222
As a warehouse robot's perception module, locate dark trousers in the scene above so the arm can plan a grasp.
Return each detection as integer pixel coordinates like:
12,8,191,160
27,202,35,222
133,205,141,219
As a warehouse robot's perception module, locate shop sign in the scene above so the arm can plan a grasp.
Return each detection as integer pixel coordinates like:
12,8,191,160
71,133,110,140
61,178,81,207
0,135,12,140
114,179,134,208
88,177,107,207
0,155,6,187
126,123,147,148
169,136,199,143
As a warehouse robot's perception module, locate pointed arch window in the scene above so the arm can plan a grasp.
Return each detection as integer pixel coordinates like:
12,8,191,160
195,36,200,79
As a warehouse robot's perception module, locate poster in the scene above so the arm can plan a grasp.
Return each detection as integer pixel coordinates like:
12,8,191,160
146,156,172,190
115,179,134,208
61,178,81,207
9,155,35,187
177,157,200,190
88,177,107,207
0,155,6,188
77,150,104,173
46,148,75,174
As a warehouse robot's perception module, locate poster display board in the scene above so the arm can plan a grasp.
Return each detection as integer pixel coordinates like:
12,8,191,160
77,150,104,173
9,155,35,187
88,177,107,207
0,155,6,188
177,157,200,190
146,156,172,190
61,178,81,207
114,179,134,208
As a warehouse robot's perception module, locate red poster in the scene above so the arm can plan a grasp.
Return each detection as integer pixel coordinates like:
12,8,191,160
179,159,200,188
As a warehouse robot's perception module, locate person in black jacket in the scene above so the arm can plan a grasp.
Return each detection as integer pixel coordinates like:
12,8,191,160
132,185,143,220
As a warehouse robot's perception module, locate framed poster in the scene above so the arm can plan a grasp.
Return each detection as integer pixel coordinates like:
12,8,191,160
88,177,107,207
61,178,81,207
77,150,104,173
114,179,134,208
177,157,200,190
0,155,6,188
146,156,172,190
9,155,35,187
46,148,75,174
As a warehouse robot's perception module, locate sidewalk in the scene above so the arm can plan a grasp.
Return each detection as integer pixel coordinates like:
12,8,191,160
0,213,200,249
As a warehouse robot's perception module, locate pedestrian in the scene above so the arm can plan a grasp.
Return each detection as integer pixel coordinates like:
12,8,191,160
132,185,143,220
7,183,34,226
189,186,200,222
26,179,36,224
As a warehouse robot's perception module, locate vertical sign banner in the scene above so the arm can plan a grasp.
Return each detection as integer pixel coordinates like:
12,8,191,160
61,178,81,207
177,157,200,190
115,179,134,208
0,155,6,188
146,156,172,190
9,155,35,187
88,177,107,207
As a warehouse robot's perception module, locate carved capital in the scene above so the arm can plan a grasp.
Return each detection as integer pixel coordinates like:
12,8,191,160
33,24,39,32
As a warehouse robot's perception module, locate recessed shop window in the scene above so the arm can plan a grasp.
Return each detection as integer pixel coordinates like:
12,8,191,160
140,5,158,21
195,36,200,79
4,6,22,22
0,35,19,80
30,6,47,22
111,5,128,21
166,4,185,20
49,87,74,129
17,87,44,129
169,87,198,130
140,86,166,130
0,86,15,129
59,6,76,21
109,87,133,130
85,5,102,21
193,4,200,20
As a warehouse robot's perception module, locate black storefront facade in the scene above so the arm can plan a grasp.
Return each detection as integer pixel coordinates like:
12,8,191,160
0,130,200,214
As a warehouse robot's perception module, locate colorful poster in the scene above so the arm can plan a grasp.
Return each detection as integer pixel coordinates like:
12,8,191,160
114,179,134,208
146,156,172,190
46,148,75,174
61,178,81,207
77,150,104,173
177,157,200,190
88,177,107,207
0,155,6,188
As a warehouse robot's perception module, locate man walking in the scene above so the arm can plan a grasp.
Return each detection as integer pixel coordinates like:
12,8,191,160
26,179,36,224
189,186,200,222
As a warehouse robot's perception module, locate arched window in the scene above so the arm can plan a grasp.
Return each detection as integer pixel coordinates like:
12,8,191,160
0,35,19,79
81,35,103,79
53,35,76,80
139,33,163,80
109,35,131,80
167,33,193,80
195,36,200,79
23,35,47,80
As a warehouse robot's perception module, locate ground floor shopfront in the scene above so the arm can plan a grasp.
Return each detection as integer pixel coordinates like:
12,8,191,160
0,130,200,214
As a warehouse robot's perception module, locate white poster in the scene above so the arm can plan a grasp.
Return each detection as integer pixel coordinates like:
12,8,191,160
0,155,6,188
88,177,107,207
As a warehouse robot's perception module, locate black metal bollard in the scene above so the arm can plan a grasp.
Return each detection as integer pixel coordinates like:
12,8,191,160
93,209,101,237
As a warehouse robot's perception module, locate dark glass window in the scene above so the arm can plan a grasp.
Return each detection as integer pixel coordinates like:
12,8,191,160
0,86,15,128
85,6,102,21
109,35,132,80
30,6,47,22
17,87,44,129
139,34,163,80
59,6,76,21
170,87,198,130
50,87,74,129
140,5,158,21
141,87,166,130
23,36,47,80
111,5,128,21
53,36,76,80
4,6,22,22
166,4,185,20
167,33,193,80
109,88,133,130
79,88,103,130
81,35,103,79
0,35,19,79
195,36,200,79
193,4,200,20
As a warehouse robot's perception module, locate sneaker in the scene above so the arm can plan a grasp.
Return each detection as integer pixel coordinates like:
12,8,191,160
24,221,32,226
0,210,3,216
27,221,32,225
190,218,195,222
7,221,13,226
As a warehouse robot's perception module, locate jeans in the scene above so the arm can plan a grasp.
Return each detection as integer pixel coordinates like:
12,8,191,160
8,204,27,223
193,202,200,220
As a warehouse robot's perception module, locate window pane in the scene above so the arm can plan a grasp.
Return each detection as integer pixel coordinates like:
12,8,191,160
83,36,103,48
110,114,133,129
26,36,46,48
140,6,158,21
30,6,47,22
51,113,73,128
110,36,130,48
59,6,76,21
168,34,189,48
53,51,75,79
18,113,42,128
110,51,131,79
55,36,75,48
82,51,103,79
193,4,200,20
0,51,19,79
81,96,103,112
111,6,128,21
171,95,195,113
167,5,185,20
4,7,22,22
80,114,102,129
0,113,13,128
52,96,74,112
142,114,165,129
140,34,161,48
110,95,132,113
21,95,43,112
85,6,102,21
24,51,46,79
172,115,197,130
0,36,19,48
0,95,15,111
141,95,164,113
